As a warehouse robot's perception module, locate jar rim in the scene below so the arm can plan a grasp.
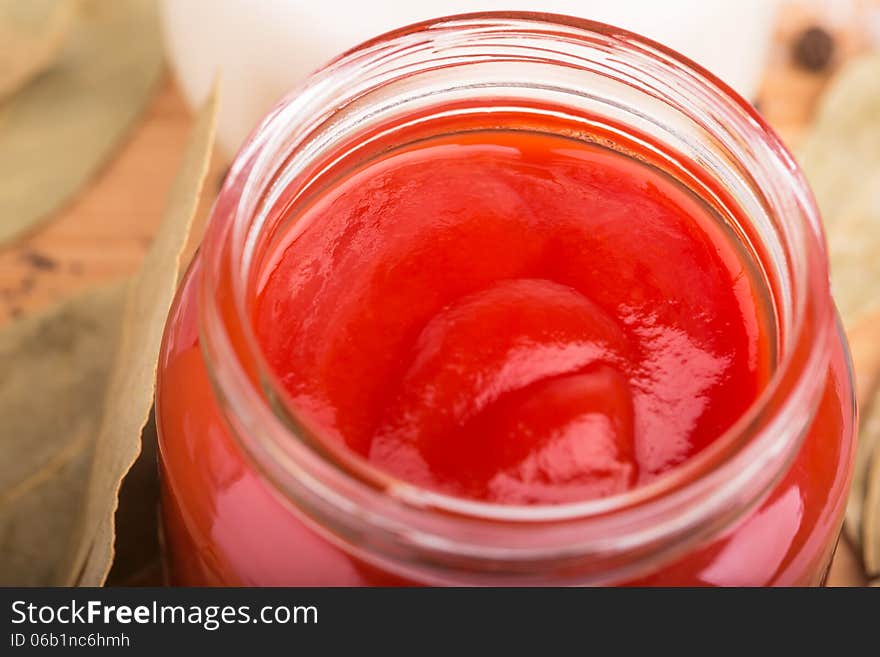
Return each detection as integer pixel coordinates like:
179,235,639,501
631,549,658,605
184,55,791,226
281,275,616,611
197,12,836,583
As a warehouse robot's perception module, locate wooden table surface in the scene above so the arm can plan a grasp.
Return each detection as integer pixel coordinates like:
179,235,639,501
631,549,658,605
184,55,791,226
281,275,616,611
0,2,876,586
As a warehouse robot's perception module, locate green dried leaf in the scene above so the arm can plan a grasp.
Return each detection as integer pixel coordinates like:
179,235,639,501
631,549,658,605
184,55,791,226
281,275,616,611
0,85,217,586
799,54,880,329
798,54,880,568
0,0,76,99
63,85,219,586
0,0,162,244
0,282,125,586
855,384,880,574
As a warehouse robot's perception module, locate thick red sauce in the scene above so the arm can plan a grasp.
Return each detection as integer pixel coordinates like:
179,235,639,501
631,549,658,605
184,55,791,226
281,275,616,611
157,122,853,586
253,130,771,505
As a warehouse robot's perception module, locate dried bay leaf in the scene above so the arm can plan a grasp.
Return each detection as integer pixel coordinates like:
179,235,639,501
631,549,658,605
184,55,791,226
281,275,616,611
0,282,125,585
0,84,216,586
63,86,219,586
798,54,880,570
851,379,880,568
799,54,880,329
0,0,162,244
845,315,880,553
0,0,76,99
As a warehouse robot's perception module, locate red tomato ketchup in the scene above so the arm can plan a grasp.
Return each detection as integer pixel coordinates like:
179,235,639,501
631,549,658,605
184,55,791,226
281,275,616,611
252,132,771,504
156,14,856,586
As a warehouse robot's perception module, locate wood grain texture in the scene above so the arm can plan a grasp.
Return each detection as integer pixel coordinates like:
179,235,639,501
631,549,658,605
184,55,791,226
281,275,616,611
2,2,877,586
0,78,225,325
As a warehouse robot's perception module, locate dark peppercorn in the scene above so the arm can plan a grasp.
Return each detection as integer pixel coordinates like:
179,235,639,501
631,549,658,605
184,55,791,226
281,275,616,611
21,250,57,271
793,26,835,72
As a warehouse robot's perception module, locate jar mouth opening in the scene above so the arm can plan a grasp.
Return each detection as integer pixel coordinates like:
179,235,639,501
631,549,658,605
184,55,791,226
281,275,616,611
198,12,834,578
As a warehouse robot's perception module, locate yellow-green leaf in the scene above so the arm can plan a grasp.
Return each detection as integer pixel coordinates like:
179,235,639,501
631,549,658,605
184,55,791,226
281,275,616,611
62,85,219,586
0,85,217,586
0,0,162,244
798,54,880,565
0,282,125,585
799,54,880,329
0,0,76,99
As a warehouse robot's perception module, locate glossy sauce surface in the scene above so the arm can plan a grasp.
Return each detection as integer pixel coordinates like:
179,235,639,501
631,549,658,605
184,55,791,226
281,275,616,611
156,127,854,586
253,131,771,504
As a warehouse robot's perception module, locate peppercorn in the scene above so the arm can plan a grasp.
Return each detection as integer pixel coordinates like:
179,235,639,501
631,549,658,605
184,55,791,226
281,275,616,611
793,26,835,72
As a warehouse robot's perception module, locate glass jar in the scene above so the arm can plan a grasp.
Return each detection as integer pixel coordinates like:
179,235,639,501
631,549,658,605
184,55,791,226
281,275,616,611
156,12,857,586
